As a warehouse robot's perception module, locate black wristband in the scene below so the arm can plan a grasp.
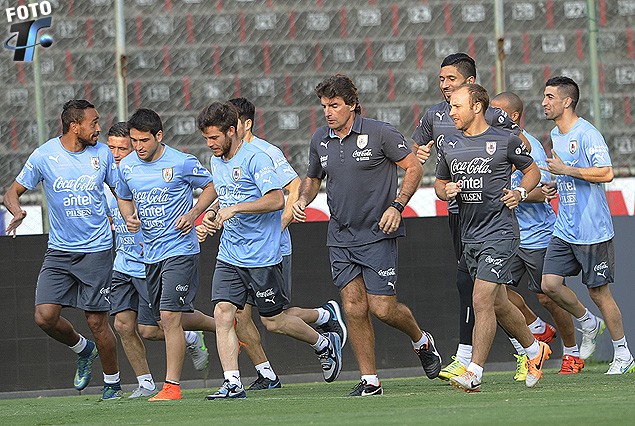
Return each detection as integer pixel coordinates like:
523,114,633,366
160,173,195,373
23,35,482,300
390,201,405,213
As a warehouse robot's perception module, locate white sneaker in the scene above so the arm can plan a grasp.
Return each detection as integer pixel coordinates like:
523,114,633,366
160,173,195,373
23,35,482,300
579,319,605,360
605,355,635,375
128,386,158,399
186,331,209,371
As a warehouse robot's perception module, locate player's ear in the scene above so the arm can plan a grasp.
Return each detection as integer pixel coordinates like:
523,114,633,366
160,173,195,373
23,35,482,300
155,130,163,143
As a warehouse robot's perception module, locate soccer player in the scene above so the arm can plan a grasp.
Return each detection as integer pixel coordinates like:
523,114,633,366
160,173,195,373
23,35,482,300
105,122,211,398
540,76,634,374
3,100,122,400
490,92,582,377
116,109,217,401
435,84,548,392
293,74,441,396
198,102,342,400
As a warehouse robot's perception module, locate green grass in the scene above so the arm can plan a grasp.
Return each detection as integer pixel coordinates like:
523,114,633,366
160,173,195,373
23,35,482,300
1,365,633,425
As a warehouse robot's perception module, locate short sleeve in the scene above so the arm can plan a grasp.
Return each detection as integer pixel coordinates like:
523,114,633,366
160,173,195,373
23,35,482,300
306,136,326,179
115,167,133,200
250,152,282,195
15,150,43,190
381,123,411,163
507,134,534,171
182,155,213,189
583,129,612,168
412,111,433,146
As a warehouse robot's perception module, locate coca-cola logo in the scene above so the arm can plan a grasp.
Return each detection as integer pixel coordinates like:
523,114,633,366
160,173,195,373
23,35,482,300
450,157,493,175
352,148,373,158
132,187,170,204
256,288,275,298
52,175,98,193
593,261,608,272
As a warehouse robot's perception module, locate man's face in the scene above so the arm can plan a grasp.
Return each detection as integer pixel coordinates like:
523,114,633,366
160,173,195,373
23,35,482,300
439,65,472,102
202,125,235,158
449,87,476,131
320,96,354,132
75,108,101,146
542,85,567,121
107,135,134,165
130,128,163,162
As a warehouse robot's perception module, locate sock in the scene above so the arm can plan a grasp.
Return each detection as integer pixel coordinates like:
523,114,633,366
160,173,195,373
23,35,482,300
70,334,88,354
137,374,156,391
224,370,242,387
613,337,631,360
563,345,580,357
509,338,526,355
361,374,379,387
412,331,429,349
311,334,328,352
524,339,540,360
104,372,120,385
165,379,180,386
467,362,484,381
313,308,330,326
255,361,277,380
184,331,198,345
576,308,598,332
528,317,546,334
456,344,472,367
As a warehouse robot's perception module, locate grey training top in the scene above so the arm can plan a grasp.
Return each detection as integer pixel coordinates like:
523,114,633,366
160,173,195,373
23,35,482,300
307,114,411,247
436,126,534,243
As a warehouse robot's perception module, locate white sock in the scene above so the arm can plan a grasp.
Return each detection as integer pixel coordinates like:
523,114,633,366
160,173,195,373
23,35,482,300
456,344,472,367
70,335,87,354
524,339,540,360
613,337,632,360
137,374,156,390
184,331,198,345
528,317,546,334
361,374,379,386
467,362,483,381
412,331,429,349
255,361,277,380
104,372,120,385
224,370,242,387
313,308,330,326
312,334,329,352
509,338,526,355
576,308,598,332
563,345,580,357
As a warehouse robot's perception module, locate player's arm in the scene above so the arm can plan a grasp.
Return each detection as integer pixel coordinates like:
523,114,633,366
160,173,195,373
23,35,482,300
214,189,284,230
293,176,321,223
544,149,613,183
434,178,461,201
502,162,541,209
282,176,301,230
117,197,141,233
411,111,435,163
379,153,422,234
3,181,28,237
175,181,217,235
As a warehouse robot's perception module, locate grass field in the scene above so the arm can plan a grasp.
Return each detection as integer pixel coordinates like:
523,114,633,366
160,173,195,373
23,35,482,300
1,364,633,425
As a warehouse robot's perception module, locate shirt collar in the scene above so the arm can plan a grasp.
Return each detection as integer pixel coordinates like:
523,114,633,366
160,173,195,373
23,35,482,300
328,114,362,140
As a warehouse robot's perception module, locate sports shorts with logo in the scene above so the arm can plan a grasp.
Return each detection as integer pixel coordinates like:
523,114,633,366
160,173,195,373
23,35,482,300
510,247,547,293
464,239,519,284
542,236,614,288
145,254,199,321
212,260,288,317
35,249,113,311
245,255,292,309
109,271,156,326
329,238,398,296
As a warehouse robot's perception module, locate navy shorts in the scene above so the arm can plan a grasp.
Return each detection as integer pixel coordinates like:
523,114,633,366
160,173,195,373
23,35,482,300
542,236,614,288
35,249,112,312
145,254,199,321
329,238,398,296
212,260,288,317
510,247,547,293
109,271,156,326
246,255,292,309
464,239,519,284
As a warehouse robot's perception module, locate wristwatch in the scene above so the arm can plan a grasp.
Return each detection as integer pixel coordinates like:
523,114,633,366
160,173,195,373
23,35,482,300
516,187,528,202
390,201,405,213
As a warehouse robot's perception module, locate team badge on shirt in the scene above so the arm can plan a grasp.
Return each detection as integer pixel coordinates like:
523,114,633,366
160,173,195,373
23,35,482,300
232,167,242,182
357,134,368,149
90,156,100,170
162,167,174,182
486,141,497,155
569,140,578,154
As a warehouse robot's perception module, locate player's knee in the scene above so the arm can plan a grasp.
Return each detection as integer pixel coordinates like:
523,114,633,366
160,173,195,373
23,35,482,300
138,325,160,340
114,316,135,337
34,307,57,330
260,316,282,333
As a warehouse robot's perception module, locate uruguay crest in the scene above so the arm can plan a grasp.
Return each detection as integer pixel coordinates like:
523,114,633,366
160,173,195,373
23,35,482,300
357,134,368,149
90,156,100,170
162,167,174,182
232,167,242,182
486,141,497,155
569,140,578,154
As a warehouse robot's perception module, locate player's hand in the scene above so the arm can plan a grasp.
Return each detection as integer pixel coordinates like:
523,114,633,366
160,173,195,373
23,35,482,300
139,241,144,257
543,150,569,176
174,212,196,235
292,200,307,223
213,206,237,230
125,212,141,233
195,224,207,243
416,141,435,164
5,209,27,238
501,188,521,209
541,181,558,202
379,206,402,235
445,181,461,200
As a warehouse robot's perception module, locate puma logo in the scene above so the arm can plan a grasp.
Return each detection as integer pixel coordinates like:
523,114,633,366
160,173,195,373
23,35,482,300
490,268,502,279
265,296,275,304
447,140,458,148
320,141,329,149
435,111,445,120
397,141,408,150
48,155,60,163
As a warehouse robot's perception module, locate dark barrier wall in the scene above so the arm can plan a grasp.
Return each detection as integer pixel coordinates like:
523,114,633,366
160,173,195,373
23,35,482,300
1,217,633,392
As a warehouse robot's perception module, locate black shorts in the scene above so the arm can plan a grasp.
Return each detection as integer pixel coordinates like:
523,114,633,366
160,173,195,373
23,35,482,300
109,271,156,326
246,255,292,308
510,247,547,293
145,254,199,321
464,239,519,284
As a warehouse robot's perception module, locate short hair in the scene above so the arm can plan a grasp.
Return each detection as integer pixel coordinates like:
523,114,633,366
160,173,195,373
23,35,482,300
228,97,256,128
491,91,524,120
545,76,580,110
441,53,477,79
196,102,239,133
315,74,362,114
107,121,129,138
127,108,163,137
457,83,489,112
61,99,95,134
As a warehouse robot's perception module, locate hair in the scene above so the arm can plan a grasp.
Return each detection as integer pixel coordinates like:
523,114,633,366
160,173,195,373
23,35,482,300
107,121,129,138
127,108,163,137
196,102,239,133
228,97,256,128
61,99,95,134
457,83,489,112
441,53,477,79
491,91,524,120
315,74,362,114
545,76,580,110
